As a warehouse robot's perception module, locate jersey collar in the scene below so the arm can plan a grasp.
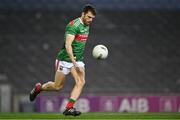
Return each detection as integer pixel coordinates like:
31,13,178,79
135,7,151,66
79,18,84,25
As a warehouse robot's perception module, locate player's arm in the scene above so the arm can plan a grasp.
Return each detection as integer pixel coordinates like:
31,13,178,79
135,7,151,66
65,34,76,65
65,21,78,65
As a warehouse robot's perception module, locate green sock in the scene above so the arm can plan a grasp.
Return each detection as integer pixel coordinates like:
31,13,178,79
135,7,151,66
66,98,76,109
69,98,76,103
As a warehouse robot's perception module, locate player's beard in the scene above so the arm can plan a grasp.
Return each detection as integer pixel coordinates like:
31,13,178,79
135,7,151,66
82,17,91,26
85,21,91,26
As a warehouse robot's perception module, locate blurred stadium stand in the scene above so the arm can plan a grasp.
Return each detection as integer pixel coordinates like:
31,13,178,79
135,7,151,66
0,0,180,10
0,0,180,97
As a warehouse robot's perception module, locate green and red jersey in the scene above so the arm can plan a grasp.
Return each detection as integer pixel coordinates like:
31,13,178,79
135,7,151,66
57,18,89,62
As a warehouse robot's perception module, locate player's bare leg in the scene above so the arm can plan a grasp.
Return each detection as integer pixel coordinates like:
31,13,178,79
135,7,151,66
70,67,85,100
41,71,66,91
63,67,85,116
29,71,66,101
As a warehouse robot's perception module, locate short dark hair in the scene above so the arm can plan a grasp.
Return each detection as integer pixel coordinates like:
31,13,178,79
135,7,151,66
82,4,96,16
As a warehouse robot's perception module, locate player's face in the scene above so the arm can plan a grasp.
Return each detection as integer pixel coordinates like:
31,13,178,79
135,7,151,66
82,11,95,26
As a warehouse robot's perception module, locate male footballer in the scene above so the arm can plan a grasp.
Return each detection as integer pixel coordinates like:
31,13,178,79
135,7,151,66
29,4,96,116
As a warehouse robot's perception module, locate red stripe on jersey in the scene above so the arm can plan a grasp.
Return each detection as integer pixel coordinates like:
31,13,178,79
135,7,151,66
75,34,88,41
70,20,74,26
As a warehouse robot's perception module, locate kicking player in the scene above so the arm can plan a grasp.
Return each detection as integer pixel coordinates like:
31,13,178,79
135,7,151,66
29,4,96,116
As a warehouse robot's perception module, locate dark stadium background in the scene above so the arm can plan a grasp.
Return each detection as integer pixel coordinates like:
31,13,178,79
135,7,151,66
0,0,180,113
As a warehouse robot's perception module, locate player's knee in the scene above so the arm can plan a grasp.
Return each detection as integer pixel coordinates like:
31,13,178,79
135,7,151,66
76,79,85,87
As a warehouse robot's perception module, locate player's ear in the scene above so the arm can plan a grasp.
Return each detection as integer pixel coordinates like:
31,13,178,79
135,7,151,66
81,12,85,17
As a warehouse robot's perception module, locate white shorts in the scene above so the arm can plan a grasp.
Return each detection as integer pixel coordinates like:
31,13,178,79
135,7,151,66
55,59,85,75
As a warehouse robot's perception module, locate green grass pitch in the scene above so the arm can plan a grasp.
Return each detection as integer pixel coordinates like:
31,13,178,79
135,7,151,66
0,112,180,120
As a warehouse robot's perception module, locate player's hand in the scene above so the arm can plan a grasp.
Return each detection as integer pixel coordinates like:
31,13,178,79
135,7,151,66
72,60,77,67
72,57,80,71
71,57,77,66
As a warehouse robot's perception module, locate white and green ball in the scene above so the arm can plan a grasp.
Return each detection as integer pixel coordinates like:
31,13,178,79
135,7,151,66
92,44,108,60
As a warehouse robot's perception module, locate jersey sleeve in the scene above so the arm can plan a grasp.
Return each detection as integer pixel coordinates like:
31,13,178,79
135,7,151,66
65,23,78,35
